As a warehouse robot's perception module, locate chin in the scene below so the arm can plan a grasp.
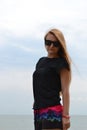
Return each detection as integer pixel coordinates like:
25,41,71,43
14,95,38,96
48,51,54,54
48,50,56,54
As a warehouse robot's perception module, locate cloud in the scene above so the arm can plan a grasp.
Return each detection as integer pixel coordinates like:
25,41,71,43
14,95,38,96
0,69,87,114
0,69,32,90
0,0,87,38
0,69,34,114
12,44,40,53
0,72,87,115
0,0,87,115
69,74,87,115
0,0,87,63
0,0,43,37
70,75,87,107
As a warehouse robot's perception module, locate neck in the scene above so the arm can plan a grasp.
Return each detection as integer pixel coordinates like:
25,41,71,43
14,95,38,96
47,54,59,58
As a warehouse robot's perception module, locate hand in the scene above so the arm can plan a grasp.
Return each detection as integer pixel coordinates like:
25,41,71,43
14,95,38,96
62,118,70,130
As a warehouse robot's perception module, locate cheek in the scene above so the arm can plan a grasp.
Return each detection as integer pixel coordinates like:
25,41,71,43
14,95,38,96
55,47,60,52
45,46,60,53
45,45,49,50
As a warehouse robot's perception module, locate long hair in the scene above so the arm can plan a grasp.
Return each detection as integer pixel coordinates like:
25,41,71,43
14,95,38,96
44,28,72,69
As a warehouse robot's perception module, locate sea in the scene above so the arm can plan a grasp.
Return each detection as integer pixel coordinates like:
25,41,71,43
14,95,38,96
0,115,87,130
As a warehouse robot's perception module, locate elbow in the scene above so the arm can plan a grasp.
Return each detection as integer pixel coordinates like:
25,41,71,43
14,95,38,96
62,89,70,95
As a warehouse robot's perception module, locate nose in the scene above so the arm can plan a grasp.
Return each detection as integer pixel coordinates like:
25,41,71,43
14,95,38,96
50,43,54,47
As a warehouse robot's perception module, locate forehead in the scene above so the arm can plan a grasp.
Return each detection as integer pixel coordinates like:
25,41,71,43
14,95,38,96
46,33,57,41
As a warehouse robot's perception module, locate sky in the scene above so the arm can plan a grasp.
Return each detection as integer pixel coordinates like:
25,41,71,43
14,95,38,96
0,0,87,115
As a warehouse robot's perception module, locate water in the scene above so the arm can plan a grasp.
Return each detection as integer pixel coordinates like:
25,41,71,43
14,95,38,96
0,115,34,130
0,115,87,130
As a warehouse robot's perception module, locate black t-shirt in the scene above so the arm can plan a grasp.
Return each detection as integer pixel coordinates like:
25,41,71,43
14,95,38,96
33,57,70,110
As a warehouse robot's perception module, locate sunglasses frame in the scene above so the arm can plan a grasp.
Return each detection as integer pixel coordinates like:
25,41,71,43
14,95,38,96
45,39,60,47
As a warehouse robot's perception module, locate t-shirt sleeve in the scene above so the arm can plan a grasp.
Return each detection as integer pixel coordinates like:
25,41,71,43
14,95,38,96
35,57,45,69
56,58,70,73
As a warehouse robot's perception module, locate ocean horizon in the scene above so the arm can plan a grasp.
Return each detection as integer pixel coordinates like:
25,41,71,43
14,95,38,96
0,115,87,130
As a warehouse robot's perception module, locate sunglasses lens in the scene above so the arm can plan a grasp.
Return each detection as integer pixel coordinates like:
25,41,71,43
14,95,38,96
53,42,59,47
45,40,51,46
45,40,60,47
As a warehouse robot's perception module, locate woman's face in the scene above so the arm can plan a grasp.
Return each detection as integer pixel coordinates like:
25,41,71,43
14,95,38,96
45,33,60,57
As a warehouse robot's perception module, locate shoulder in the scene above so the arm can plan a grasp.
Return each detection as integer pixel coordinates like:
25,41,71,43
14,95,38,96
58,57,70,71
36,57,46,68
37,57,46,63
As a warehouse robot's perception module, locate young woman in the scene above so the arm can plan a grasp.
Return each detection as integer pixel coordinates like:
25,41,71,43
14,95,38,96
33,28,71,130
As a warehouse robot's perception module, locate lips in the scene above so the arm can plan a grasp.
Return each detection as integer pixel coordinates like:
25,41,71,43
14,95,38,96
48,49,54,51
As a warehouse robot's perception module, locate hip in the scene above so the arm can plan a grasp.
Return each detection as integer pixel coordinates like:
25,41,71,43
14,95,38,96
34,104,63,122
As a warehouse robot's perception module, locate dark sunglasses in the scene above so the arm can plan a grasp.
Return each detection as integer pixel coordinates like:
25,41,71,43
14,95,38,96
45,40,60,47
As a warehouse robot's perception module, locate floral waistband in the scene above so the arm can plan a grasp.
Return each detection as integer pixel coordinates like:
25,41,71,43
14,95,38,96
34,105,63,122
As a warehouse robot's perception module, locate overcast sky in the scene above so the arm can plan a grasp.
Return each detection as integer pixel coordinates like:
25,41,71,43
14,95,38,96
0,0,87,115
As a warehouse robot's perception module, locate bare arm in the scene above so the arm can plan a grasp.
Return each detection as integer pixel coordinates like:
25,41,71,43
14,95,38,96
60,69,71,130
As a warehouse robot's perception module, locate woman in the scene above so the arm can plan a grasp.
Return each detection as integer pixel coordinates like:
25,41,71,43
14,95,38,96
33,28,71,130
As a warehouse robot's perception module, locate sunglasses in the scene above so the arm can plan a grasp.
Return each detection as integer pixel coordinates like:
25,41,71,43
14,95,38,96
45,40,60,47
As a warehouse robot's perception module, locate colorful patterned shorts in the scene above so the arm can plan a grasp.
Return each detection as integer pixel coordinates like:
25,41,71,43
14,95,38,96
34,105,63,130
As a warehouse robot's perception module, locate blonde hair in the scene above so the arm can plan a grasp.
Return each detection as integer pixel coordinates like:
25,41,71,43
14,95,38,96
44,28,71,69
